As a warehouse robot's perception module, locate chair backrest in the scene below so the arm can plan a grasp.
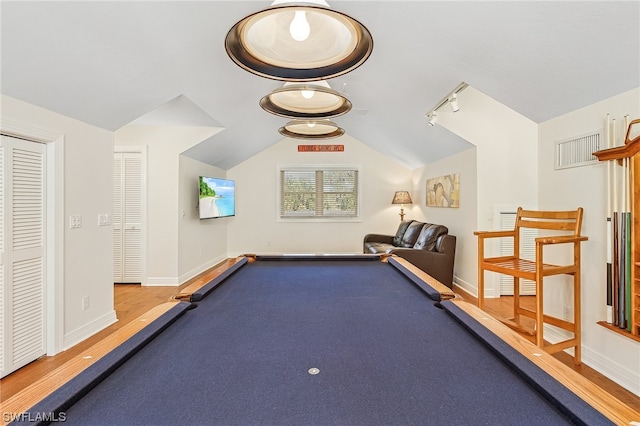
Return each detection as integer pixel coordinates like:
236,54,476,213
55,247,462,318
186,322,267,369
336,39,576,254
514,207,583,236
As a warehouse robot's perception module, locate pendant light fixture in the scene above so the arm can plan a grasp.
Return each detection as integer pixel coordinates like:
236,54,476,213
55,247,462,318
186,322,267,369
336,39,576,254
225,0,373,81
279,119,345,139
260,81,352,119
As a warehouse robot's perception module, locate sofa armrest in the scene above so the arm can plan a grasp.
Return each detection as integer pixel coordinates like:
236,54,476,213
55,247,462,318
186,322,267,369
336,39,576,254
388,234,456,288
435,234,456,255
363,234,394,244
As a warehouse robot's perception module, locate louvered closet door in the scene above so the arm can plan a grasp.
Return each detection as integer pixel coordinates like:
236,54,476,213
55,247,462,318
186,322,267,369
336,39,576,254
113,152,142,283
0,135,46,378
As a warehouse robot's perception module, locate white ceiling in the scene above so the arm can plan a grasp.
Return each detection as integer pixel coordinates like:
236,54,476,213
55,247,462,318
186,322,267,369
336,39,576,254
1,1,638,170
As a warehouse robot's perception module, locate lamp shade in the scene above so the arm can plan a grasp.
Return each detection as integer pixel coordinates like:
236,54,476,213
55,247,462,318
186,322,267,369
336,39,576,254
392,191,412,205
279,119,344,139
224,2,373,81
260,81,352,119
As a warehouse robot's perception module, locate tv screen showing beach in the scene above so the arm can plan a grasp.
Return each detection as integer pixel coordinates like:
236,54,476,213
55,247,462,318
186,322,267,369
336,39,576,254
199,176,236,219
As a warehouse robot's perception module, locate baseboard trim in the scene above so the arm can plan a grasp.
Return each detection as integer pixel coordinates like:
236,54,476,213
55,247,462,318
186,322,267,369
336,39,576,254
544,326,640,396
178,255,227,285
63,310,117,351
145,255,229,286
453,275,478,298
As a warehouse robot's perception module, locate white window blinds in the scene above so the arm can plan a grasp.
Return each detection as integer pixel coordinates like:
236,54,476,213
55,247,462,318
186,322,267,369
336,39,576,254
280,168,359,218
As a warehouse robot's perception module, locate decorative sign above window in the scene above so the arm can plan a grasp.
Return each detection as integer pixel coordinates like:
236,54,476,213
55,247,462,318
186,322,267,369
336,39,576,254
297,145,344,152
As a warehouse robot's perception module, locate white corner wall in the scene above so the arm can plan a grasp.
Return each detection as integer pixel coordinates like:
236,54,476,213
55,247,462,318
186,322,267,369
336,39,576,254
1,94,116,351
178,155,229,282
412,147,477,294
226,135,413,255
437,86,539,298
115,124,222,285
538,87,640,395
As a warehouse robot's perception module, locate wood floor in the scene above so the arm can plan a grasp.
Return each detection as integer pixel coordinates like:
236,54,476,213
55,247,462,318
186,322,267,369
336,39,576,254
1,261,639,415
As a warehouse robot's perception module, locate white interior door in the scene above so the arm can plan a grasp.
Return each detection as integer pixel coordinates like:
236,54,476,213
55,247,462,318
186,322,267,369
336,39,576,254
1,135,46,378
113,151,143,283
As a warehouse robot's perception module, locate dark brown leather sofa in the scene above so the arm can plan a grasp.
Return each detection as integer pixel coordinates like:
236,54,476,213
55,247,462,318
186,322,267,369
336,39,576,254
363,220,456,288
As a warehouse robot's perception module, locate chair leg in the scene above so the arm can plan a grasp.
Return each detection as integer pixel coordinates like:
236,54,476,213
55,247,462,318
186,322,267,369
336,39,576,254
478,268,485,309
513,277,520,324
573,248,582,365
535,275,544,348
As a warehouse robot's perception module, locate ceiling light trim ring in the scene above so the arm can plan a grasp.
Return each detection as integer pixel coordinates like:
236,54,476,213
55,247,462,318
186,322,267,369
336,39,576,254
260,84,353,119
225,4,373,81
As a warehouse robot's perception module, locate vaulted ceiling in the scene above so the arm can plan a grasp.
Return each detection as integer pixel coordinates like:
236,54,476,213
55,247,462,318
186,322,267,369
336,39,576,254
2,1,638,170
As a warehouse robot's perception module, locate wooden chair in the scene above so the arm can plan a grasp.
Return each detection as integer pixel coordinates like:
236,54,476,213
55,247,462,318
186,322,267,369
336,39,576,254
474,208,588,364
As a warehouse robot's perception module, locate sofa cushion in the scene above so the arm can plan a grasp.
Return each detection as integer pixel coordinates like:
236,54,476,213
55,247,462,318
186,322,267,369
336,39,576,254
413,224,449,251
393,220,414,246
400,221,424,247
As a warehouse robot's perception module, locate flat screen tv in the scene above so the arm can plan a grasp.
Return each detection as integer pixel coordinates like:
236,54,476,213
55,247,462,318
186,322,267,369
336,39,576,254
198,176,236,219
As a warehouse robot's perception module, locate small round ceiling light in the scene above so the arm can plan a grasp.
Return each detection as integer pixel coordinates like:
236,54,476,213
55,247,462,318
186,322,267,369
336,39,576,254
260,81,352,119
225,0,374,81
279,119,345,139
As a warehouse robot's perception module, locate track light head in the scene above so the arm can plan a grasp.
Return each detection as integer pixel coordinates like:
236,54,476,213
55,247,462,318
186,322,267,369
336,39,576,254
449,93,459,112
428,112,438,126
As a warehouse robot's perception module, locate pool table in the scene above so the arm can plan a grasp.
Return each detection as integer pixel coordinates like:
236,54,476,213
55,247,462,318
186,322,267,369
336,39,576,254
4,254,639,425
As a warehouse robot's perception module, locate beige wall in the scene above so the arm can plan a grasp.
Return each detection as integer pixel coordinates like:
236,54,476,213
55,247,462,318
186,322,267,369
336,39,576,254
226,134,413,255
538,87,640,395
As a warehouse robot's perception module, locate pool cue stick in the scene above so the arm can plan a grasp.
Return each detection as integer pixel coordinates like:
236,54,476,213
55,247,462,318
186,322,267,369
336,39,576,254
612,118,619,326
625,157,632,330
619,154,627,329
623,116,632,331
605,115,613,323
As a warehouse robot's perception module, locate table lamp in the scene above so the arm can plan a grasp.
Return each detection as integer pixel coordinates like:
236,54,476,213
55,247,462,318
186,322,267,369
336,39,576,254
392,191,412,221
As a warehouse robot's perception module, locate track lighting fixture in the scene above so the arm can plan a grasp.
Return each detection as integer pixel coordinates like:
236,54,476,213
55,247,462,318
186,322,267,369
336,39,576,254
425,82,468,126
449,93,459,112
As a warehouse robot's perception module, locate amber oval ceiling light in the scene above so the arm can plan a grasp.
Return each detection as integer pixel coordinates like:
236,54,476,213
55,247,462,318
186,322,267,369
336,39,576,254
279,119,345,139
225,1,373,81
260,81,352,119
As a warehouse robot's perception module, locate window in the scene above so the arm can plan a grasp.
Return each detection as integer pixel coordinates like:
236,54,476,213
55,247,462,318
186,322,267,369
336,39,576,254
279,167,359,219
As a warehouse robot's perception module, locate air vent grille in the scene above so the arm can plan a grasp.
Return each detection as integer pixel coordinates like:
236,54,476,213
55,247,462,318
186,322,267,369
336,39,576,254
555,131,601,170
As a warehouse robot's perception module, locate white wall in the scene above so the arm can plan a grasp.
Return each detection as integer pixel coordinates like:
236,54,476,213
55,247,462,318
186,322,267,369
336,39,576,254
412,147,477,293
226,134,413,255
115,125,221,285
178,155,228,282
1,94,116,351
538,87,640,395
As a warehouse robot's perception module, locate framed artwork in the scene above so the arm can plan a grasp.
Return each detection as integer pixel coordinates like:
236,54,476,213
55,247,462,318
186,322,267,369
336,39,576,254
426,173,459,208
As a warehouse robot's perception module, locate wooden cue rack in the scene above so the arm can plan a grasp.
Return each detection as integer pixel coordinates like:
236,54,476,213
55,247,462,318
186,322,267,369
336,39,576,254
593,118,640,338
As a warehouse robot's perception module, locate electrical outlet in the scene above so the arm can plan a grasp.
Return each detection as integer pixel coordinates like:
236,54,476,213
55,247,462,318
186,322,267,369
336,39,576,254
82,296,90,311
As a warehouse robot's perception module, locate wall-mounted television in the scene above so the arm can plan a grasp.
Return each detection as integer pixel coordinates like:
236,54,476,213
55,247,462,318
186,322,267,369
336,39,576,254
198,176,236,219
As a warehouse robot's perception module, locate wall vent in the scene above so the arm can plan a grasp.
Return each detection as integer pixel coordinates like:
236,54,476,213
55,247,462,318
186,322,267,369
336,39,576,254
554,131,601,170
